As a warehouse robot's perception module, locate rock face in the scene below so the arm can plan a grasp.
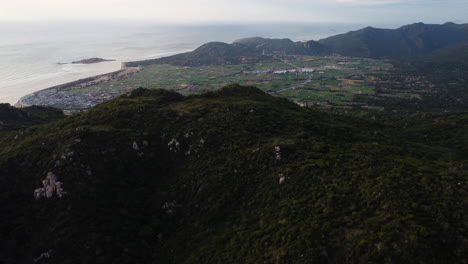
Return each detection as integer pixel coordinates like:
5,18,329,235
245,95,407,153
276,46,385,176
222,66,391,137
71,57,115,64
278,174,286,184
33,172,66,199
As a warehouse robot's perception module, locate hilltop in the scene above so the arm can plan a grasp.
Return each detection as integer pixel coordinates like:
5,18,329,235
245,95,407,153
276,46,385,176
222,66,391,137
319,22,468,58
233,37,330,56
0,103,64,131
128,41,272,67
1,85,466,263
125,38,330,67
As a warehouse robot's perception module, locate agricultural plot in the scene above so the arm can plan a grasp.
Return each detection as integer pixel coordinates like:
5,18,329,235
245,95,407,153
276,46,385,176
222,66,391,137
68,55,400,109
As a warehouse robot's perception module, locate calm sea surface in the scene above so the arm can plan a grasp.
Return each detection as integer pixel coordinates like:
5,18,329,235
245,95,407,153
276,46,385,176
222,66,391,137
0,22,384,104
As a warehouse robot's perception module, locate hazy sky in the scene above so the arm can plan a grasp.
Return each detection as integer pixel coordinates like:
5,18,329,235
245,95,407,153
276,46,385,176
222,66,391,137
1,0,467,25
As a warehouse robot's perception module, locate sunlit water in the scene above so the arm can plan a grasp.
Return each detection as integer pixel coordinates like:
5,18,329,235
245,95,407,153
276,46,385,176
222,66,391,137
0,21,385,104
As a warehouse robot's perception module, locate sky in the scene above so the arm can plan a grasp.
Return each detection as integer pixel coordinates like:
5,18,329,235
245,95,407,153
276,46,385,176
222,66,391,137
1,0,467,25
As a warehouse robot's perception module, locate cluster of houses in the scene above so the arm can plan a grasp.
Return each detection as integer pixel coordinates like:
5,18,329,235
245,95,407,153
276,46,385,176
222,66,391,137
23,87,124,109
243,68,318,75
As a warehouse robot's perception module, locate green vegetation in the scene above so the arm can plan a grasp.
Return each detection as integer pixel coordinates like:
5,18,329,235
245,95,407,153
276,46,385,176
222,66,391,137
125,38,330,67
3,22,468,263
356,44,468,115
84,55,392,109
1,85,466,263
0,103,64,133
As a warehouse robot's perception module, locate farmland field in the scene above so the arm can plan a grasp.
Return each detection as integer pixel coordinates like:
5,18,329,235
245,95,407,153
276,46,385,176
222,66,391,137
82,55,396,109
25,55,434,110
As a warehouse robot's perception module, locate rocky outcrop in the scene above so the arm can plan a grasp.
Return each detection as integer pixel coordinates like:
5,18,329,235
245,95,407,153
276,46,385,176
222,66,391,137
34,172,66,199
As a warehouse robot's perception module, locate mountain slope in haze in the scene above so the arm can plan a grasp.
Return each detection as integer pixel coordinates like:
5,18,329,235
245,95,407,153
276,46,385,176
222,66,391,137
126,22,468,67
409,42,468,72
319,22,468,58
232,37,331,56
127,42,273,67
1,85,466,264
126,38,330,67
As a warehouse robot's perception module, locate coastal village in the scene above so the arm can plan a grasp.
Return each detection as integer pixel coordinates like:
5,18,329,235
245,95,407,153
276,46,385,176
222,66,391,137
18,65,141,110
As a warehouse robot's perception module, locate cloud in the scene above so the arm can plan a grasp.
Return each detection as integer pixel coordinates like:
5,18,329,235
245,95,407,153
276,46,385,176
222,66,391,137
0,0,466,24
335,0,407,4
270,0,407,5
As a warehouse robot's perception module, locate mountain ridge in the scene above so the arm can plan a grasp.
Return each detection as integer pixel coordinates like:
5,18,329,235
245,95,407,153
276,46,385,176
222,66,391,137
1,85,466,263
125,22,468,67
319,22,468,57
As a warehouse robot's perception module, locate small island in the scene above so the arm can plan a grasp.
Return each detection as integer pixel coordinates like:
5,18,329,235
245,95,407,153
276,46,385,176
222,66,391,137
72,57,116,64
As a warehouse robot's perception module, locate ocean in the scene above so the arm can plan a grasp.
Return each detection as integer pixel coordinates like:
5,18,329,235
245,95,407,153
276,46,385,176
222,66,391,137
0,22,379,104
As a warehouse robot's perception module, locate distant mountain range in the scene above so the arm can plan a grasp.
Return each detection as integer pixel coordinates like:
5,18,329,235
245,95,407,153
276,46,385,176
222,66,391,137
319,22,468,58
126,22,468,66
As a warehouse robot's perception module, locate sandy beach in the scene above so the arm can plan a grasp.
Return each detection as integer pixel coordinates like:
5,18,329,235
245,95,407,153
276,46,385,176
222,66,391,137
1,61,122,105
14,62,142,109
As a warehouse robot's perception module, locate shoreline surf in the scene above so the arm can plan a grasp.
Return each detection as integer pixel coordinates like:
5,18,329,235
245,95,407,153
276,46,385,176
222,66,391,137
14,62,127,108
9,50,195,107
2,61,123,106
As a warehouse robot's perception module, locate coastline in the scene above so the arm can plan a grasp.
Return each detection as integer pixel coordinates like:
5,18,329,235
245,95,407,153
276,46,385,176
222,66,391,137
9,49,194,108
1,23,366,108
14,62,134,108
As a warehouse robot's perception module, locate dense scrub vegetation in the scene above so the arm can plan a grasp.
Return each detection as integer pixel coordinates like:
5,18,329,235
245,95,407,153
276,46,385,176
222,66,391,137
0,85,466,263
345,41,468,117
0,104,64,135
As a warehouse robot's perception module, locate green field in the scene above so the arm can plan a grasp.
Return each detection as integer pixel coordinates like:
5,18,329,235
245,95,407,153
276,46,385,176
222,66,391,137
76,55,394,109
